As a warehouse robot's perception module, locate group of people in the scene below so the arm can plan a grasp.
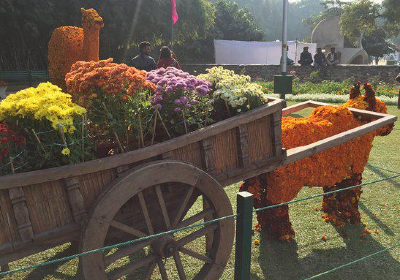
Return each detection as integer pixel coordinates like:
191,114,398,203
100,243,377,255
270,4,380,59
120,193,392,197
131,41,181,72
298,46,340,68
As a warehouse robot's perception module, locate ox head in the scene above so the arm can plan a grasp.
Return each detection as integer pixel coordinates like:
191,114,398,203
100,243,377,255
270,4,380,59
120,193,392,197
345,82,393,136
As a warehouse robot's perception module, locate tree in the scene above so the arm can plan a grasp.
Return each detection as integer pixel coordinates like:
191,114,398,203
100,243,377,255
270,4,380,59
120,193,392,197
340,0,400,44
339,0,380,44
213,0,265,41
362,29,395,58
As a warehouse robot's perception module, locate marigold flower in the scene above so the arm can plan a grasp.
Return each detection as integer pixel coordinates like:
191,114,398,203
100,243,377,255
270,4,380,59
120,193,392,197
254,239,260,245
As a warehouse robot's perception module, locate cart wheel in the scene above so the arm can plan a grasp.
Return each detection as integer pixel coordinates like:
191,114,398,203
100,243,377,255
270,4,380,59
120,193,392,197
80,161,234,280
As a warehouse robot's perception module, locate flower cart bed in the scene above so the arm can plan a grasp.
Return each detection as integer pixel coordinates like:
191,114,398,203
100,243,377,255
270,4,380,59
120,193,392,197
0,96,396,279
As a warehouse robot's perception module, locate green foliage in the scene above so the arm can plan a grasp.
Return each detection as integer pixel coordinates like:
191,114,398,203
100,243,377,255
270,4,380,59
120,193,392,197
339,0,380,45
0,0,266,69
362,29,396,58
340,0,400,44
221,0,324,41
213,0,265,41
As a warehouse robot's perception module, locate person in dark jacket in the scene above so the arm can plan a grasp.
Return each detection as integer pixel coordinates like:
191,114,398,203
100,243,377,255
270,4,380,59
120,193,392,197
157,46,181,69
298,47,313,66
314,48,326,67
314,47,327,76
131,41,157,71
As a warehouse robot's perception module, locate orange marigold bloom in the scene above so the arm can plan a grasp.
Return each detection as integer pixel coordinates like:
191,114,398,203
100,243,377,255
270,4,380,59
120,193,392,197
65,58,156,106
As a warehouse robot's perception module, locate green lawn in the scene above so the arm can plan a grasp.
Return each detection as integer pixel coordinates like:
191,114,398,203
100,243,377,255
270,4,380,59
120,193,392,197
2,103,399,280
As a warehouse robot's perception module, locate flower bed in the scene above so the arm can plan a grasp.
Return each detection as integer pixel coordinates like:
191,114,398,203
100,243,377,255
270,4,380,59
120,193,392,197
260,79,399,98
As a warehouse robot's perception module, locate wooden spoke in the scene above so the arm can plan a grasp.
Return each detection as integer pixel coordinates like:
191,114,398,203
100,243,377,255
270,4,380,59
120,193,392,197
178,224,218,247
104,239,153,266
179,247,212,264
172,186,195,227
108,254,157,280
138,191,154,234
203,198,214,254
110,220,147,238
176,207,214,229
155,185,171,229
142,261,157,280
173,251,187,280
158,260,169,280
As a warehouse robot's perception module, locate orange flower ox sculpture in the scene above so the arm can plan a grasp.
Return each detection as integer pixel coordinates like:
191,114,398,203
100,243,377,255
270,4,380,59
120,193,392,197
48,8,104,89
241,83,393,240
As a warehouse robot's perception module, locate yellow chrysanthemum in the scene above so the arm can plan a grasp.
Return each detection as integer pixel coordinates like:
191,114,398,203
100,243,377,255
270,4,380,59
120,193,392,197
61,147,71,156
0,82,86,134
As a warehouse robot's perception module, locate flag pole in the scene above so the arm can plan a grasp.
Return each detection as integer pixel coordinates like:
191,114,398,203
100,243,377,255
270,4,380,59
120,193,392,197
281,0,288,75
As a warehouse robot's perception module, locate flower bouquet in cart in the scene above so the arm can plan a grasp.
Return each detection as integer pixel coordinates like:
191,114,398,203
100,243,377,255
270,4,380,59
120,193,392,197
198,66,268,121
66,58,156,155
0,83,91,175
146,67,213,142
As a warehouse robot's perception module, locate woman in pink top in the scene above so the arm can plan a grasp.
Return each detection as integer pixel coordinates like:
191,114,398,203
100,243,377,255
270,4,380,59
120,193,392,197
157,46,181,70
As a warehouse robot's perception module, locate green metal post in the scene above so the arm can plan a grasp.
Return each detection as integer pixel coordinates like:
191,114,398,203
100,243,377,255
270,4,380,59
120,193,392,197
234,191,254,280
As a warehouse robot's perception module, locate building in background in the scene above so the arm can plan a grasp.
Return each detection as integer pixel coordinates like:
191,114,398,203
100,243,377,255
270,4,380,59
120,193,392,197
311,16,368,64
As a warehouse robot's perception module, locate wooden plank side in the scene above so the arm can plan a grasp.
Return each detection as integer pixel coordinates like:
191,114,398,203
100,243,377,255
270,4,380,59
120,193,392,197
213,129,239,174
171,142,203,169
247,116,273,163
79,169,117,211
0,100,285,189
23,181,73,235
0,190,20,246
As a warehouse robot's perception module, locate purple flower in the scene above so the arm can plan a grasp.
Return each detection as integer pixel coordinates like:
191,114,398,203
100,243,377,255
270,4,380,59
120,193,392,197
174,99,183,105
185,104,192,108
154,104,162,110
192,100,200,105
174,107,181,112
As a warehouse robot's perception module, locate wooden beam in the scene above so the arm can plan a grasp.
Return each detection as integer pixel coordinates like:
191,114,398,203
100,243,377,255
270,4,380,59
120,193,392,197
285,115,397,166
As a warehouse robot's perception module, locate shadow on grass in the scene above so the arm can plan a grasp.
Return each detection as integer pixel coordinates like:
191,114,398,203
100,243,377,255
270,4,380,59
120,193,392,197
24,242,80,280
256,225,400,280
366,165,400,190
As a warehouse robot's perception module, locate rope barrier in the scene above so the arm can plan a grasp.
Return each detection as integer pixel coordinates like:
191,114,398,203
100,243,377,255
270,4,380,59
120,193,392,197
0,214,237,277
303,241,400,280
254,173,400,213
0,170,398,276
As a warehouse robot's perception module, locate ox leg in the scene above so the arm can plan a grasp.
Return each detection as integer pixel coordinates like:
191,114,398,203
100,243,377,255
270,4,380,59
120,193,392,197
256,201,295,241
322,174,362,226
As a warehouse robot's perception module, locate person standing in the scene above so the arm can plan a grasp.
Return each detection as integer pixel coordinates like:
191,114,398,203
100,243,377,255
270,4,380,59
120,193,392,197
131,41,157,71
157,46,181,69
327,47,340,66
298,46,313,66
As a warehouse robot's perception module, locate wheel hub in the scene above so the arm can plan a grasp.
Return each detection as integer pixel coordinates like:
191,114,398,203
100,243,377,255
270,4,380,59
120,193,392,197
152,235,178,258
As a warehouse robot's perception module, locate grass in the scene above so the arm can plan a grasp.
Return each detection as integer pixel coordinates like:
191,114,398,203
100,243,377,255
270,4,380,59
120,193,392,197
1,103,399,280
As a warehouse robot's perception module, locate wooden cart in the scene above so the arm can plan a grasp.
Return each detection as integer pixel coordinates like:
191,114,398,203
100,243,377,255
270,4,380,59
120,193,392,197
0,98,396,280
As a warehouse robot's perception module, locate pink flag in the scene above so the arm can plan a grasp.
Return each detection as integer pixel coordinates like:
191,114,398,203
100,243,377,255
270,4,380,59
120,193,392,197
171,0,178,24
